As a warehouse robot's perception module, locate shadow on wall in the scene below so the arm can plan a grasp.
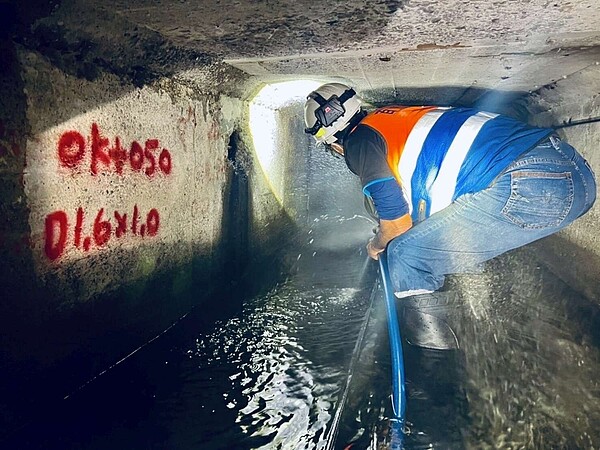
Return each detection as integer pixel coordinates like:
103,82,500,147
0,240,223,438
0,13,41,336
222,130,250,278
0,123,297,443
363,85,536,122
219,128,294,297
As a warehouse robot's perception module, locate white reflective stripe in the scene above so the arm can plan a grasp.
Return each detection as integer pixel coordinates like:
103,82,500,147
429,111,498,214
398,110,445,214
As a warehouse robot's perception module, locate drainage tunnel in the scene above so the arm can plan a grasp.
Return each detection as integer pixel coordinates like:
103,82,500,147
1,1,600,448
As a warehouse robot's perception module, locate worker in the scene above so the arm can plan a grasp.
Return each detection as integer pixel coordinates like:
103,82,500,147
304,82,596,348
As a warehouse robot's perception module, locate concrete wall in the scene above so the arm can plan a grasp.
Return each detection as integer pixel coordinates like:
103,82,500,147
527,64,600,301
1,0,597,442
0,44,290,435
21,50,230,302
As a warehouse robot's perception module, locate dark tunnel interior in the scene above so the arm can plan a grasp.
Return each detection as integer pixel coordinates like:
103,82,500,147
1,0,600,448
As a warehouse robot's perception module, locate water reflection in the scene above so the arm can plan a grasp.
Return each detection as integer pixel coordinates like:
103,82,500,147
188,284,371,449
8,227,600,450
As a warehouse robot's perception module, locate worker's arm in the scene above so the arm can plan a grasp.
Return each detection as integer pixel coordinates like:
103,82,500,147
343,125,411,259
363,177,412,259
367,213,412,260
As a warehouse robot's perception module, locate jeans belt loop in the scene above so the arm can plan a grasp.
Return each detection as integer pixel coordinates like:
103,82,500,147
549,134,561,150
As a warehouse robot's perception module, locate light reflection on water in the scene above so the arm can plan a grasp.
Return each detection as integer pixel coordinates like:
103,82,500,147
182,277,377,449
149,226,600,450
8,223,599,450
163,209,385,450
179,244,600,450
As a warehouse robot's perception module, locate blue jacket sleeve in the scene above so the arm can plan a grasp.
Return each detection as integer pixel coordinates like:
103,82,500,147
364,178,409,220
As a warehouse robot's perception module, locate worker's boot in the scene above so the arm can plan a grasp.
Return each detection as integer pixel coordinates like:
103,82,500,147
400,291,463,350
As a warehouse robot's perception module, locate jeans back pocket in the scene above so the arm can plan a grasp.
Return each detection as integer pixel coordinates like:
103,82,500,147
502,171,574,229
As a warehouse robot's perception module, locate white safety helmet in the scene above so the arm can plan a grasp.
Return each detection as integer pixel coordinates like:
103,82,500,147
304,83,362,144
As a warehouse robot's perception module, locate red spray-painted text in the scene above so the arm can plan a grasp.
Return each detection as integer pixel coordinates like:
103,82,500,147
57,123,172,176
45,205,160,261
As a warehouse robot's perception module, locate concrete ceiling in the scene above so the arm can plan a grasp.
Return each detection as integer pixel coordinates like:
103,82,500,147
5,0,600,102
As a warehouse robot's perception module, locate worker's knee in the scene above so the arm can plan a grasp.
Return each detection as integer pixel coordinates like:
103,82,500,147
386,241,445,294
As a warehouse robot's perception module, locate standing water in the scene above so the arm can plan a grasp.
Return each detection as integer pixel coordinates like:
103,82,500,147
6,138,600,449
8,222,600,449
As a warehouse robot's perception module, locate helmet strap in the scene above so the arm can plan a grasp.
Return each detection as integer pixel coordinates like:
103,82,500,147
323,143,343,160
334,109,367,146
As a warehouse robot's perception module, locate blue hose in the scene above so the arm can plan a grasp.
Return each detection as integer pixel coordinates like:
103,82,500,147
378,251,406,448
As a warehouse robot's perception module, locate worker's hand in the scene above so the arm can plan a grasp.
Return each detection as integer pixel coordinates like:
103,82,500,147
367,238,384,260
367,215,412,260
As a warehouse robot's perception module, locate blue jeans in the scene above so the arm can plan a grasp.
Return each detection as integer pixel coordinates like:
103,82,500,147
387,136,597,294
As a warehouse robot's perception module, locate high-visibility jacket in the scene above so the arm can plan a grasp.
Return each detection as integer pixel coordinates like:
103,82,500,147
349,106,553,221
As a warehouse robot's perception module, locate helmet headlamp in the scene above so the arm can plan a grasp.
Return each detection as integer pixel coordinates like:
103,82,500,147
304,88,357,136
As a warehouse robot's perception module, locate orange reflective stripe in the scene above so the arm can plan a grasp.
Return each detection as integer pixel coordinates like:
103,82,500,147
361,106,437,182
